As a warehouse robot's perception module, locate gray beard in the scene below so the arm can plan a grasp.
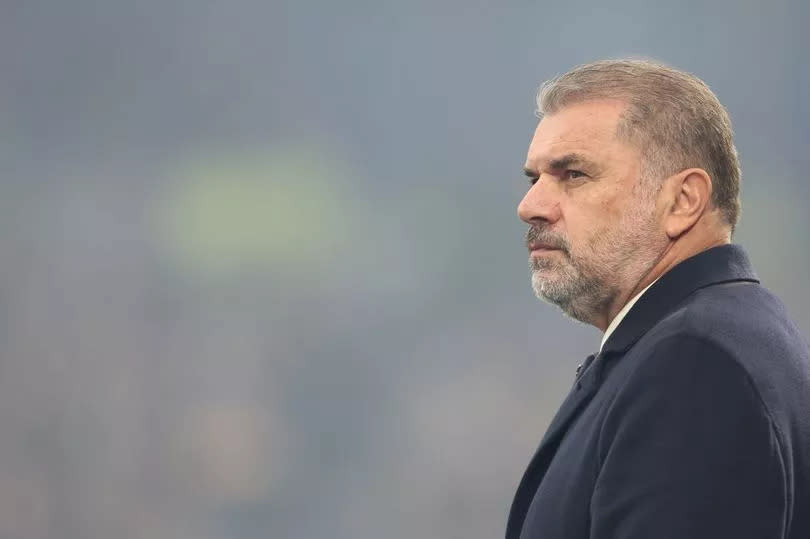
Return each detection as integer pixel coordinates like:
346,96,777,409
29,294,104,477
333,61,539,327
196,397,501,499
527,199,663,326
530,250,619,325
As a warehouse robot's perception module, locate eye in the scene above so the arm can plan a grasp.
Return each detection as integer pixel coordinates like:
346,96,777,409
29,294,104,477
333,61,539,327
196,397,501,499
528,176,539,186
563,169,586,180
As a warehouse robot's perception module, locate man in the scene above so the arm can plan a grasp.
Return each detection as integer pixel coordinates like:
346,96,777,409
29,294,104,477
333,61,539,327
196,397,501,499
507,59,810,539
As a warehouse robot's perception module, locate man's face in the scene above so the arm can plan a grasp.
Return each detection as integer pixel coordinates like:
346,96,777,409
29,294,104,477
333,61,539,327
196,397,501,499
519,100,666,324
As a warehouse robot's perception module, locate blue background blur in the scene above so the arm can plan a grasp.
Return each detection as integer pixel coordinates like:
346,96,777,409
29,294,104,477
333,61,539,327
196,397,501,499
2,1,808,537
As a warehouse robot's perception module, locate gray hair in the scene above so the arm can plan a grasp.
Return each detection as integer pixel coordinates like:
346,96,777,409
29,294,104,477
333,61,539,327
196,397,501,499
537,59,741,230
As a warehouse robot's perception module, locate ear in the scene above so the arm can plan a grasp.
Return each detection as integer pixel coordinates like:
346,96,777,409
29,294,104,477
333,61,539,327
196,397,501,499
661,168,713,239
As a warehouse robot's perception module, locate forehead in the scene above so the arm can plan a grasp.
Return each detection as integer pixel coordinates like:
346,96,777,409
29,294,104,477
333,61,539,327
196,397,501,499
526,100,631,169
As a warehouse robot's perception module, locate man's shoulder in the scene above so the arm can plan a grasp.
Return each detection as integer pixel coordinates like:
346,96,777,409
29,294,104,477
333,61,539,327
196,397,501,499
621,279,810,423
651,280,804,352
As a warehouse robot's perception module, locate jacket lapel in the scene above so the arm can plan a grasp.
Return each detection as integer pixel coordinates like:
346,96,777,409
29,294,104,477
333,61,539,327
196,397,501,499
505,354,601,539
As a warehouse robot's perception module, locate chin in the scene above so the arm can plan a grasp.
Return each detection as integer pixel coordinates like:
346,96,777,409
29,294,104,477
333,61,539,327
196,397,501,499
532,277,569,306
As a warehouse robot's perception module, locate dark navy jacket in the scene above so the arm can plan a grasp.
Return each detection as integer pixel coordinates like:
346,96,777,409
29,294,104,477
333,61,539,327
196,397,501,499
506,245,810,539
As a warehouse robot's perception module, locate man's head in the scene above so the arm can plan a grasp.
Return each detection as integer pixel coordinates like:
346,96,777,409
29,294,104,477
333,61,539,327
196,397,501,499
519,59,741,327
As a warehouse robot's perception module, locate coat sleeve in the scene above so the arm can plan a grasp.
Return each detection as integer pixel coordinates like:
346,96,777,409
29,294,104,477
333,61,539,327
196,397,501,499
590,335,788,539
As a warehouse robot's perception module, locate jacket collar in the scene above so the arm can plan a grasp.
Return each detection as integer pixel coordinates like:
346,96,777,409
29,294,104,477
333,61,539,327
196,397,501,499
600,244,759,355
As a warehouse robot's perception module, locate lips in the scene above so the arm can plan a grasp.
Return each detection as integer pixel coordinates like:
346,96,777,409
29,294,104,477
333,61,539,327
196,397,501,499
528,241,556,252
528,239,562,255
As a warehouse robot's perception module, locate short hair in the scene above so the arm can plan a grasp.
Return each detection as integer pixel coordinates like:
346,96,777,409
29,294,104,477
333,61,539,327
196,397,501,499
537,59,741,230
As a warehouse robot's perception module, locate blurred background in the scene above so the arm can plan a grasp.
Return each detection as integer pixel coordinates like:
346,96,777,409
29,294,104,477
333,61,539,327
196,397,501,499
2,1,808,537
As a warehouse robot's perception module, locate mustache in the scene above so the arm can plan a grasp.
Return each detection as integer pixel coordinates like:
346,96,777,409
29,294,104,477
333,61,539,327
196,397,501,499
525,226,569,253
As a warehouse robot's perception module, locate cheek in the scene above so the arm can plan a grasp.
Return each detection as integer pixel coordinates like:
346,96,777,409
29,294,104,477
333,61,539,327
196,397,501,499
598,189,626,222
561,201,617,249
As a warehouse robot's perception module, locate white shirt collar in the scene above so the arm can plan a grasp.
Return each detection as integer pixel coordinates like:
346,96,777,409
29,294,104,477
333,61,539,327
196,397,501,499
599,279,659,352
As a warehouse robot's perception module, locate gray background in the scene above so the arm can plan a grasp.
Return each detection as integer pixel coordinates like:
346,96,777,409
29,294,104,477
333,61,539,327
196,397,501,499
2,1,808,537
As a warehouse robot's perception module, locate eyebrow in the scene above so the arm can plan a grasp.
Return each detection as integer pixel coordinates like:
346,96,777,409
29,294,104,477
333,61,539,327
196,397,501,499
523,152,595,177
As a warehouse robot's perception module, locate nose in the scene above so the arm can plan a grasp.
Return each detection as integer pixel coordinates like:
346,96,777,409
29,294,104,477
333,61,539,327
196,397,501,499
518,177,561,225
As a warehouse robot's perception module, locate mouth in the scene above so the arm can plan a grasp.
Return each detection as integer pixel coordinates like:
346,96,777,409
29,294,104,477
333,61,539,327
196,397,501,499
527,242,561,257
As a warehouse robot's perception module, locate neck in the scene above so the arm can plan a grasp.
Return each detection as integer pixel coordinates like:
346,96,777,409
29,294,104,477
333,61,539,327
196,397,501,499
594,233,730,332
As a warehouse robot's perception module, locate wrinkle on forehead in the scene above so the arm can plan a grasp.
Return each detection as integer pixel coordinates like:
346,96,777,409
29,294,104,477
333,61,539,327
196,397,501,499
525,101,637,173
